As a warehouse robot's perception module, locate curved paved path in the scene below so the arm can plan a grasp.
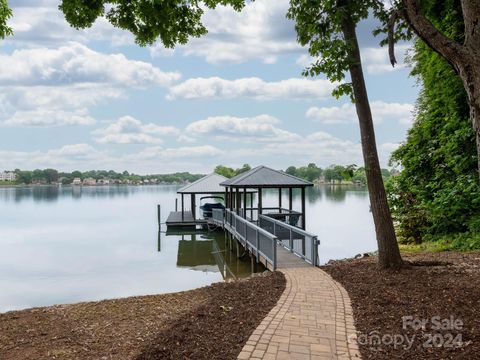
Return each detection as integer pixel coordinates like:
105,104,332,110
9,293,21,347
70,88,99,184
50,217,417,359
238,267,361,360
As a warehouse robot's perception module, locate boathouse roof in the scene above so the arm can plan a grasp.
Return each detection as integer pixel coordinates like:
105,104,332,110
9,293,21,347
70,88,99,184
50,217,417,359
177,173,228,194
220,165,313,188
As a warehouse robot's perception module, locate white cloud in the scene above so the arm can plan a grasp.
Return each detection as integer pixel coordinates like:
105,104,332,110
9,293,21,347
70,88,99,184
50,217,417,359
296,54,317,68
0,143,105,170
9,1,134,47
167,77,337,101
185,114,300,142
132,145,222,160
3,109,95,127
0,42,179,87
361,45,411,75
306,101,414,125
149,0,300,64
0,43,180,126
93,116,179,144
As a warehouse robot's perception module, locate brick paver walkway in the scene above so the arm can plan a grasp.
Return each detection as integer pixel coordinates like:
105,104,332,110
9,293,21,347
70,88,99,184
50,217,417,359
238,267,361,359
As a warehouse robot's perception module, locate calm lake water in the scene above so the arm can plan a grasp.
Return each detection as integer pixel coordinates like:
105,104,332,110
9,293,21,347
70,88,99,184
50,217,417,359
0,185,376,312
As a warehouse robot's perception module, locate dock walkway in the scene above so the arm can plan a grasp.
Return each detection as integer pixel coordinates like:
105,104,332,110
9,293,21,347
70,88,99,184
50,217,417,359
238,267,360,359
210,209,360,359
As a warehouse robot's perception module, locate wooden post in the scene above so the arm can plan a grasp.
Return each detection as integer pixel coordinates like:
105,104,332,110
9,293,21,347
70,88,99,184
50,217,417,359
250,192,254,219
258,188,263,215
301,187,306,230
181,193,184,221
243,187,247,219
175,198,178,211
157,204,161,226
225,189,228,208
230,187,234,210
289,188,293,211
236,188,241,215
191,194,196,220
278,188,282,211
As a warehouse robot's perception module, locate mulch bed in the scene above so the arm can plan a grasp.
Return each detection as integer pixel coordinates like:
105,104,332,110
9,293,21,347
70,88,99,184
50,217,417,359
0,272,285,360
323,251,480,359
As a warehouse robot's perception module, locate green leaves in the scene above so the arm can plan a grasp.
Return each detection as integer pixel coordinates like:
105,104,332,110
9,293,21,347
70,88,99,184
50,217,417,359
0,0,13,40
59,0,246,47
387,0,480,242
287,0,392,100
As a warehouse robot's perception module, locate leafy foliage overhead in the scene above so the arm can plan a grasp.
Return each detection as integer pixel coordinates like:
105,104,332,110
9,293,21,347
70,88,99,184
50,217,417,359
287,0,395,98
59,0,246,47
0,0,13,40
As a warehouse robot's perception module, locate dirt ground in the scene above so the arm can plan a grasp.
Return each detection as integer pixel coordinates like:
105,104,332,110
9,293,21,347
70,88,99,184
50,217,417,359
323,251,480,359
0,272,285,360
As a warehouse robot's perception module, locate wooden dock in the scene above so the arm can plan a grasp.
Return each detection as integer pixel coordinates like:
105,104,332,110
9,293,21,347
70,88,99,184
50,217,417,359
212,208,318,270
165,211,206,228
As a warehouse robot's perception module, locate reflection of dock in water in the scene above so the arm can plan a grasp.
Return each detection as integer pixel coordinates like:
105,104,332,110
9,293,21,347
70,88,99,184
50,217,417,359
211,239,237,280
165,232,252,281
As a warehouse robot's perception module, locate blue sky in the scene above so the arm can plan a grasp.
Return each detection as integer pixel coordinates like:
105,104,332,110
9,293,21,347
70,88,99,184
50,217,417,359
0,0,418,174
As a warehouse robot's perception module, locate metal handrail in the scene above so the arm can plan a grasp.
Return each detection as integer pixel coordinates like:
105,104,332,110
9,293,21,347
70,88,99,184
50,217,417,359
259,214,316,237
224,209,278,269
259,214,319,266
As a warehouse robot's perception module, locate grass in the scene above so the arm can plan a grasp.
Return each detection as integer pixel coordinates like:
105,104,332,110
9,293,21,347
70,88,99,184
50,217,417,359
399,231,480,253
0,181,18,186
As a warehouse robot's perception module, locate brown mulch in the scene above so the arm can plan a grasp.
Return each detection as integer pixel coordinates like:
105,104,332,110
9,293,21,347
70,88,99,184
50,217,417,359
0,272,285,360
323,251,480,359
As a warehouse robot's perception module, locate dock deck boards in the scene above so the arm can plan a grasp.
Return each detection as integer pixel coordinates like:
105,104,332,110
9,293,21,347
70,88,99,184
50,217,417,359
165,211,206,227
276,246,310,268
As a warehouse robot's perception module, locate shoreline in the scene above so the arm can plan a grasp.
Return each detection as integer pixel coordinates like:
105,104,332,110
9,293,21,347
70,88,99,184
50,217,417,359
0,272,285,360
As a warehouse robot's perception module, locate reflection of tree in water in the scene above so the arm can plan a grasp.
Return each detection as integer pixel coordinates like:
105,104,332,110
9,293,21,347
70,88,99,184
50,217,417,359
0,185,179,204
323,185,368,202
306,186,322,204
324,185,348,202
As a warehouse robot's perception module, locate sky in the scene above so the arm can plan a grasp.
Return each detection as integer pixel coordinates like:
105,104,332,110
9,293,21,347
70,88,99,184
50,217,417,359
0,0,418,174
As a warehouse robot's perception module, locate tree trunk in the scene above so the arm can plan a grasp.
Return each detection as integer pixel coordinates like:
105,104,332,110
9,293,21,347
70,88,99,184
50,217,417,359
341,18,403,268
457,57,480,175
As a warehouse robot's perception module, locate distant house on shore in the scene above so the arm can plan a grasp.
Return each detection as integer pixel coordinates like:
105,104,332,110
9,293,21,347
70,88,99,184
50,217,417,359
72,178,82,185
83,178,96,186
97,179,110,185
0,171,16,181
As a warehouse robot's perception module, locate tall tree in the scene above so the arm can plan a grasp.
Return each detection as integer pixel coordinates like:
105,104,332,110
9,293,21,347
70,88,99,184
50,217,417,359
387,0,480,177
288,0,403,268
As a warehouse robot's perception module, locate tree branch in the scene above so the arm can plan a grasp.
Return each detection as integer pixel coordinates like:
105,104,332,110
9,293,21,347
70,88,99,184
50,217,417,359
387,10,399,67
401,0,466,71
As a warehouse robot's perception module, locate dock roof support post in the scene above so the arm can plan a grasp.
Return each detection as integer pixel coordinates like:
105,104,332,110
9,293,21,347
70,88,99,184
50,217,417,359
301,187,306,230
224,188,229,208
181,193,184,221
236,188,241,215
278,188,282,211
258,188,263,216
250,192,254,219
229,187,234,211
289,188,293,211
243,188,247,219
191,194,196,220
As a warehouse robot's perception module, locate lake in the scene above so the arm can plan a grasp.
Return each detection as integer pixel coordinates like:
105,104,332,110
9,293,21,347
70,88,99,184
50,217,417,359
0,184,376,312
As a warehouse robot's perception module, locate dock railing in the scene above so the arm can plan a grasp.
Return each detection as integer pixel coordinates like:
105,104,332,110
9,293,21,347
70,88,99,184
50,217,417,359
223,209,278,270
211,208,225,226
258,214,319,266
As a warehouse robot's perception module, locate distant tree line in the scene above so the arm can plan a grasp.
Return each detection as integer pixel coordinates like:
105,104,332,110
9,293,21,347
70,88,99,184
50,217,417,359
11,169,203,185
215,163,393,184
